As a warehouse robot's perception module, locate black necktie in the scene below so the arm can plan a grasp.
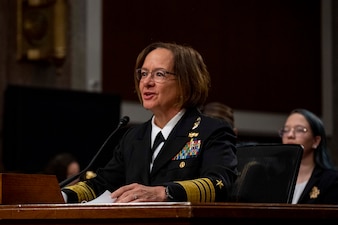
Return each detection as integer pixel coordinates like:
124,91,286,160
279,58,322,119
152,131,165,154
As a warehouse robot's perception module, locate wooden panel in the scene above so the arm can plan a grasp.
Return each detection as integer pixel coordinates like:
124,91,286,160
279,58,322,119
0,173,64,204
0,203,337,224
102,0,321,115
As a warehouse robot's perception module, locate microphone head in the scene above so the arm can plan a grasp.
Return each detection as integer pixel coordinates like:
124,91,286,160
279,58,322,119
119,116,130,126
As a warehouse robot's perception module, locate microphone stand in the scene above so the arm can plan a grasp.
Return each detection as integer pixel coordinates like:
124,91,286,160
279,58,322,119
59,116,130,188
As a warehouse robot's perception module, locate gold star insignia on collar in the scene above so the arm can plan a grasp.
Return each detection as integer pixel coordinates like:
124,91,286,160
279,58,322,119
216,180,224,189
192,117,201,130
309,186,320,199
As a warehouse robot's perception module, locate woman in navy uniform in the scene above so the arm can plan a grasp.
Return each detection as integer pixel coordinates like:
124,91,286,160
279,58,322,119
62,42,237,203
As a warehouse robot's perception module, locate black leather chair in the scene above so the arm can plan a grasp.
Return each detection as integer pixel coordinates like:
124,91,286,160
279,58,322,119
231,144,303,203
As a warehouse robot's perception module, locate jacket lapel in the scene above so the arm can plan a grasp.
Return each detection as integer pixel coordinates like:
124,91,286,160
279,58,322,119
132,123,152,183
299,166,321,202
151,109,199,176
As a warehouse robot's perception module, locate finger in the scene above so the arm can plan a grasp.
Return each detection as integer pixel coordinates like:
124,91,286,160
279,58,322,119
111,185,130,198
112,183,141,198
114,192,137,203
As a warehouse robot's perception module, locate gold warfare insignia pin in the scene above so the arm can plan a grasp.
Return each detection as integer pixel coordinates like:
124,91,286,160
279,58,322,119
309,186,320,199
188,132,199,138
192,117,201,130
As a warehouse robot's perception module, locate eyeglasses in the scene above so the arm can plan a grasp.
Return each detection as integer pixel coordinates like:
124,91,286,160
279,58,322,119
279,126,308,137
136,68,176,83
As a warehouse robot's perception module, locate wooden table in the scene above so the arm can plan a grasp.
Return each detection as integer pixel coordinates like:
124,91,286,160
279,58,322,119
0,202,337,224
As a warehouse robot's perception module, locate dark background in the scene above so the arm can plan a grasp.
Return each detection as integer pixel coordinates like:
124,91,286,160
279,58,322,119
2,85,121,174
102,0,321,115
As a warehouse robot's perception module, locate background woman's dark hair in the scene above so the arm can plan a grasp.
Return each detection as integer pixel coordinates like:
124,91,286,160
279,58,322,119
201,102,235,128
44,153,78,182
291,108,335,170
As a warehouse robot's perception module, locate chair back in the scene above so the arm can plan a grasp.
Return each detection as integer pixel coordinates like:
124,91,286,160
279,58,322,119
231,144,303,203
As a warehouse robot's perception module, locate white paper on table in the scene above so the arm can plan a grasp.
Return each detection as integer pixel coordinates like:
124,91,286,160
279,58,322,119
82,190,116,204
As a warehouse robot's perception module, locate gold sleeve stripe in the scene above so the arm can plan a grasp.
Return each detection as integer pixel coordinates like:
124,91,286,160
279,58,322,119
64,181,97,202
192,179,207,202
192,178,214,202
175,178,215,202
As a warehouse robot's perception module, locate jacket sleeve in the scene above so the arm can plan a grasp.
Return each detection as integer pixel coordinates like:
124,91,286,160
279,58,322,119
164,119,237,202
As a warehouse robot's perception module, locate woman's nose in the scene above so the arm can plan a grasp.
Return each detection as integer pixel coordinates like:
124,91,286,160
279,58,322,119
285,129,296,138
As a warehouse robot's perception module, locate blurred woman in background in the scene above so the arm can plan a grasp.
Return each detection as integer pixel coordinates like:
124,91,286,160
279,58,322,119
279,108,338,204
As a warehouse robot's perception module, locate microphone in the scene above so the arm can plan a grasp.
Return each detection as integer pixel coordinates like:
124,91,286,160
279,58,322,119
59,116,130,188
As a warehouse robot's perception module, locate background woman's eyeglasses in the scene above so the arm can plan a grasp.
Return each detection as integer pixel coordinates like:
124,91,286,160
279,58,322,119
279,126,308,137
136,68,176,83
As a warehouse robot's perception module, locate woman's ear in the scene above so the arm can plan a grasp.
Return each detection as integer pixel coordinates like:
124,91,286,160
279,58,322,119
312,136,321,149
233,127,238,136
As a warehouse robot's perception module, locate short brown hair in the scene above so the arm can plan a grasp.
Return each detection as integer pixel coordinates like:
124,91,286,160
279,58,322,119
134,42,210,109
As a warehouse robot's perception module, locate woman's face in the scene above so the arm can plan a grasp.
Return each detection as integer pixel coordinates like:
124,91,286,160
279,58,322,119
66,161,80,186
67,161,80,178
281,113,320,156
139,48,179,115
